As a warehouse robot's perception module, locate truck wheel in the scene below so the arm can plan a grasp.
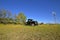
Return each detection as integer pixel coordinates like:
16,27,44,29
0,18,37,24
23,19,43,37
31,23,35,26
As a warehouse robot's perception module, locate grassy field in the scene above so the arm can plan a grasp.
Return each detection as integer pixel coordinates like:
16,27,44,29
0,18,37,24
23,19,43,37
0,24,60,40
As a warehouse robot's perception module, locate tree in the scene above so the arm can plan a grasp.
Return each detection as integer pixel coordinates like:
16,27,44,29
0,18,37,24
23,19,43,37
0,9,7,23
7,10,12,18
0,9,7,18
0,9,12,24
16,12,26,24
6,10,12,23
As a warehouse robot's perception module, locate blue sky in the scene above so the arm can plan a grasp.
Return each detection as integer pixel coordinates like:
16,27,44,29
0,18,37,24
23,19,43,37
0,0,60,23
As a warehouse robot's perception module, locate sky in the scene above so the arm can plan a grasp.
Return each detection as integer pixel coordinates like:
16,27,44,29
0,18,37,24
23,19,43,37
0,0,60,23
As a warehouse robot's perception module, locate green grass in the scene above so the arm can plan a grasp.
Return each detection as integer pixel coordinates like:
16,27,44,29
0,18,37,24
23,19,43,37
0,24,60,40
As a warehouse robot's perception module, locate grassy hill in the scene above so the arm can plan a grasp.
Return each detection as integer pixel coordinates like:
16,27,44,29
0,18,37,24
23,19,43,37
0,24,60,40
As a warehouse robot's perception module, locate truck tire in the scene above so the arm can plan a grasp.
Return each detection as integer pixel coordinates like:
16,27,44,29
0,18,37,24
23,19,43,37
31,23,35,26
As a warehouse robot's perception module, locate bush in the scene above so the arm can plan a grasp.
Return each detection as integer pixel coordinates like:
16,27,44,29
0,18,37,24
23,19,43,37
40,22,44,25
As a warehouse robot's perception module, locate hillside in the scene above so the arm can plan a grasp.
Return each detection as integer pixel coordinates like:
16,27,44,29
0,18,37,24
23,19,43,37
0,24,60,40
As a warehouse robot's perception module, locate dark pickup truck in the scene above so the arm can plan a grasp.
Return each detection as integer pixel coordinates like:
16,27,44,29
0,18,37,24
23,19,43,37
26,19,38,26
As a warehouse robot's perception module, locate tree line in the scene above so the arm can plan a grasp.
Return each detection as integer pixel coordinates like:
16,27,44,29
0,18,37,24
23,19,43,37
0,9,26,24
